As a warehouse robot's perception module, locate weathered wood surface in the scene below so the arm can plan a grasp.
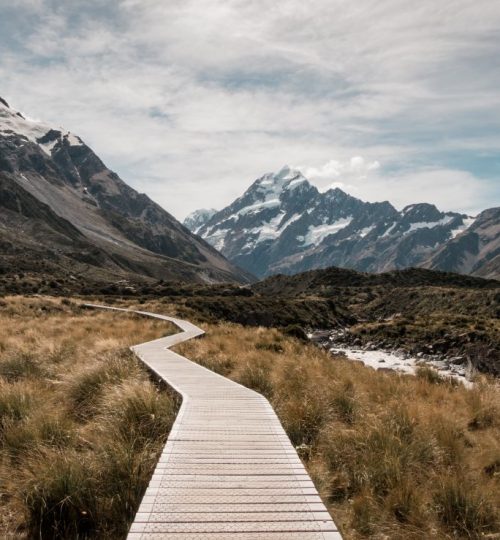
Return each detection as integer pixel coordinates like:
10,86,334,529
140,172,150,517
85,304,342,539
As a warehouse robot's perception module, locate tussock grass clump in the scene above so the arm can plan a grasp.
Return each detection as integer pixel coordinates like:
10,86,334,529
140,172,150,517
434,476,498,537
467,385,499,431
194,354,234,376
415,365,447,385
67,351,141,420
2,412,75,461
177,320,500,540
98,379,179,445
331,380,357,424
0,351,48,381
20,449,98,538
0,380,37,429
0,296,178,538
236,360,274,399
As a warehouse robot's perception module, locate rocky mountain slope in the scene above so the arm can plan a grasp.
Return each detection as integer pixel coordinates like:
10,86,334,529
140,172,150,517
426,207,500,279
185,165,499,279
0,97,251,285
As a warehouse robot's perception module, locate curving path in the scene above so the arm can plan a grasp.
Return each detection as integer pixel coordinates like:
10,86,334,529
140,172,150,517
85,304,342,539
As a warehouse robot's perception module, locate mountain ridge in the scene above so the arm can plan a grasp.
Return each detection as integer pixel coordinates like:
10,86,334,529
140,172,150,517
185,165,498,279
0,97,252,284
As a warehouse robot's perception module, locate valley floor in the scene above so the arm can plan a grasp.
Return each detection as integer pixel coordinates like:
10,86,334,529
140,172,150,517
0,295,499,539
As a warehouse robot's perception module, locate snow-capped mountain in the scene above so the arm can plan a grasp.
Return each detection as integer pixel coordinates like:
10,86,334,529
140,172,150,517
183,208,217,234
185,165,498,279
0,96,251,284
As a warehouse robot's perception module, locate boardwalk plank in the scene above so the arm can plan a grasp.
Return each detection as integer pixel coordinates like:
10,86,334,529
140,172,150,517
84,305,341,540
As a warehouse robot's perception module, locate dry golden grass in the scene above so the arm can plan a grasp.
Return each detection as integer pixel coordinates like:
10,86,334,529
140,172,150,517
0,296,177,539
176,321,500,540
2,296,498,539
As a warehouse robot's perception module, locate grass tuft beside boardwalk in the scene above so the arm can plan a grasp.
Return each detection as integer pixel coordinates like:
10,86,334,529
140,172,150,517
0,296,178,539
176,321,500,540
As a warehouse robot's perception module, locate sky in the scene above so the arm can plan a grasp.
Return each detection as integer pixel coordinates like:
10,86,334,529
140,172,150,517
0,0,499,220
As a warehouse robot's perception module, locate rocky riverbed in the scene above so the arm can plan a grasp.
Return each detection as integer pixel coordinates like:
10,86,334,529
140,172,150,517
310,329,475,386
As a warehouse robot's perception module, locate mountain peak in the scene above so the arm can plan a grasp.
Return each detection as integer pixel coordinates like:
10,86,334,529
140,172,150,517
276,164,299,179
323,186,350,199
402,203,438,214
191,167,489,278
401,202,443,223
0,97,251,284
183,208,217,234
254,166,309,194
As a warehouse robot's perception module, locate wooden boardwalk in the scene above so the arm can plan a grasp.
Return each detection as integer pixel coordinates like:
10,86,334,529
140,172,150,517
86,305,342,539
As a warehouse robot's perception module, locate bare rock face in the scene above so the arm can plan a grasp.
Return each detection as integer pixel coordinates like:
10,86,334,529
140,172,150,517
0,97,252,284
425,207,500,280
186,165,497,279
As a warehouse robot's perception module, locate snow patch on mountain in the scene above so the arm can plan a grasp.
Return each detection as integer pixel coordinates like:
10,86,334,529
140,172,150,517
0,98,82,156
38,138,59,155
302,217,353,246
207,227,228,251
238,198,280,216
382,222,398,237
405,215,454,234
183,208,217,234
450,217,475,238
280,213,302,230
256,212,287,242
0,100,52,145
358,225,376,238
65,132,83,146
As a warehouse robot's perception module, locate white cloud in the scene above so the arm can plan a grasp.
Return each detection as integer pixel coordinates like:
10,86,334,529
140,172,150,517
0,0,498,219
369,168,496,216
300,161,495,216
303,157,380,188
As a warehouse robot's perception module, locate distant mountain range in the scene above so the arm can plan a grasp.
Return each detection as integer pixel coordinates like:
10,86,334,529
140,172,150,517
0,97,251,284
185,166,499,279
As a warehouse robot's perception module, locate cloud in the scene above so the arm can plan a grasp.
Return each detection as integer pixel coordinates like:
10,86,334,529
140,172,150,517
0,0,498,219
372,168,497,216
303,157,380,187
299,159,495,216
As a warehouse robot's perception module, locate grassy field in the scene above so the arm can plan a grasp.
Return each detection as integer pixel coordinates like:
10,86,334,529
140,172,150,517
0,296,177,539
1,295,499,539
176,321,500,540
